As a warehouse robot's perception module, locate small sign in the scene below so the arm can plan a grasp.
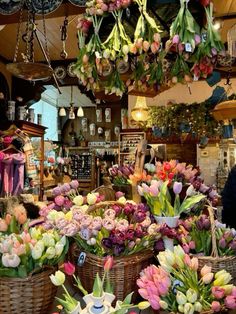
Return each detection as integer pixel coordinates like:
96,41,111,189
201,33,207,42
185,43,192,52
77,252,86,266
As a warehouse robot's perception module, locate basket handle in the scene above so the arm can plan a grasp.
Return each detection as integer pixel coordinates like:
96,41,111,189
206,200,219,258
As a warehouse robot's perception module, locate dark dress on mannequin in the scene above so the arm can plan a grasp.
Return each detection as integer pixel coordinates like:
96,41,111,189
221,165,236,229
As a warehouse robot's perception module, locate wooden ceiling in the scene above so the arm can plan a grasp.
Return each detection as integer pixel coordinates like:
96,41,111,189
0,0,235,63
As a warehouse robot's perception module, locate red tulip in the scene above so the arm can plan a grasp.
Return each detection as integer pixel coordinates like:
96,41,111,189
64,262,75,276
104,256,114,272
200,0,211,6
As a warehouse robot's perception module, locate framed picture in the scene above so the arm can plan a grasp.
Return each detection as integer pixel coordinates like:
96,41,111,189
96,108,102,123
105,108,111,123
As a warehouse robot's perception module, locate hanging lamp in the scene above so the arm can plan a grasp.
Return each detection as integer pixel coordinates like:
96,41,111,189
59,107,66,117
77,106,84,117
131,96,149,122
6,8,59,88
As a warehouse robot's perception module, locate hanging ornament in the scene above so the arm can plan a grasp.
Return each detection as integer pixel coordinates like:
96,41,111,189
60,16,68,59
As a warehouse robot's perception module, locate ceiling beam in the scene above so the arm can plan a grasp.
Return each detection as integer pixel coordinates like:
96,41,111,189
0,2,85,25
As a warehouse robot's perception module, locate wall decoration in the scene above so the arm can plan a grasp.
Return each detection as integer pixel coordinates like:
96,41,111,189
96,108,102,123
25,0,63,15
81,118,88,132
67,62,77,77
98,127,103,136
54,66,67,80
89,123,96,136
105,129,111,142
105,108,111,123
0,0,23,15
114,125,120,138
121,108,128,129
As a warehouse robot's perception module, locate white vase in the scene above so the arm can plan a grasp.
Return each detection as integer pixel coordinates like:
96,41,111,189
70,302,82,314
154,216,179,251
154,215,179,228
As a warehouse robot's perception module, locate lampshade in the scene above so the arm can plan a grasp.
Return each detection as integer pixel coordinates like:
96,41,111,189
77,106,84,117
59,107,66,116
131,96,149,122
212,100,236,121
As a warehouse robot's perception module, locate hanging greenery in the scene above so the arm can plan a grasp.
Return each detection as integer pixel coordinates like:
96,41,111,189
147,99,223,138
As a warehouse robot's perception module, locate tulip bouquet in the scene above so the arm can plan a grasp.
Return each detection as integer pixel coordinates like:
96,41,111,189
43,200,160,257
137,245,236,313
109,164,134,186
177,215,236,257
0,227,68,278
50,258,150,314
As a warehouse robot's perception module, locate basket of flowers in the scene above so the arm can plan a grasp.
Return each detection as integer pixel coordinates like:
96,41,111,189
43,198,159,301
176,204,236,285
137,245,236,313
0,211,69,314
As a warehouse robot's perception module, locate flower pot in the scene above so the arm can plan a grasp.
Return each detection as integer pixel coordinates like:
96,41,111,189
83,293,108,314
70,302,82,314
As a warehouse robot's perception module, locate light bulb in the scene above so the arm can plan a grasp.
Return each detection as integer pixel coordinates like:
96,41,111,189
59,107,66,116
69,108,75,119
77,106,84,117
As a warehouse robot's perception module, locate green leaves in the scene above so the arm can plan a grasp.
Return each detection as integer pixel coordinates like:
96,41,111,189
93,273,103,297
178,194,206,215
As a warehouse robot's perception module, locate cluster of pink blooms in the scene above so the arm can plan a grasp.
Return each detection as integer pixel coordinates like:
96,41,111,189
86,0,132,15
77,17,92,36
192,56,215,79
43,202,160,257
130,34,161,55
137,265,171,310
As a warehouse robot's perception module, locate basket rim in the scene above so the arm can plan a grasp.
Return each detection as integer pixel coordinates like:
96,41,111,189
73,246,153,267
196,255,236,262
0,265,56,282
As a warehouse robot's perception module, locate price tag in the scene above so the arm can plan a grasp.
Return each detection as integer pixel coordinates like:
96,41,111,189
201,33,207,42
185,43,192,52
77,252,86,267
193,74,199,81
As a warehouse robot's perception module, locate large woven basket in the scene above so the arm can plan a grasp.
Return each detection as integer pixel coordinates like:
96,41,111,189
0,267,57,314
72,200,153,301
72,246,153,301
197,204,236,284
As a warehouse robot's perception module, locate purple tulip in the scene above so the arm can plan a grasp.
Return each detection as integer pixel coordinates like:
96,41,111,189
133,210,146,223
194,34,201,45
54,195,65,207
172,34,180,44
70,180,79,189
64,198,73,210
102,238,113,249
137,203,149,212
52,186,62,196
125,228,135,240
154,239,165,252
211,48,217,56
229,241,236,251
173,181,183,195
122,166,131,177
113,244,125,256
219,238,226,249
61,183,71,193
199,183,209,193
112,204,122,215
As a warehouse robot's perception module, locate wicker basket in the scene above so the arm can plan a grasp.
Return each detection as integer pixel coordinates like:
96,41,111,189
0,267,57,314
197,204,236,284
72,246,153,301
71,200,153,301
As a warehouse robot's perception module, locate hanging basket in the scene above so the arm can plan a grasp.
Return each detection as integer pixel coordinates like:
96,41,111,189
196,205,236,285
0,266,57,314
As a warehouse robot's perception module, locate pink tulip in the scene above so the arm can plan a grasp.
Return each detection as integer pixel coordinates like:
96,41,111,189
149,295,161,310
64,261,75,276
202,272,214,284
104,256,114,272
200,265,212,277
212,286,225,299
138,288,149,299
54,195,65,207
149,185,159,197
0,219,8,232
184,254,191,267
190,257,198,271
142,183,150,194
225,295,236,309
194,34,201,45
211,301,221,312
172,34,180,44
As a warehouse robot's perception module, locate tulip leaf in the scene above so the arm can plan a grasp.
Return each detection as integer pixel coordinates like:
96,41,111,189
178,194,206,214
93,273,103,297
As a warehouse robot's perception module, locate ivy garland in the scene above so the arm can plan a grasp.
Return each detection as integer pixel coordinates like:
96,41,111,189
147,99,227,138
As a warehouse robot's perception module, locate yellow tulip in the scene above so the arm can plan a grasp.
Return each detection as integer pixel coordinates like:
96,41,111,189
213,272,232,286
138,301,150,310
159,300,168,310
176,291,187,305
221,284,233,295
50,270,65,286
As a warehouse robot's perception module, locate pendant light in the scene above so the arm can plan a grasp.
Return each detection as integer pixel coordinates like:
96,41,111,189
59,107,66,116
131,96,149,122
77,106,84,117
69,85,75,119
